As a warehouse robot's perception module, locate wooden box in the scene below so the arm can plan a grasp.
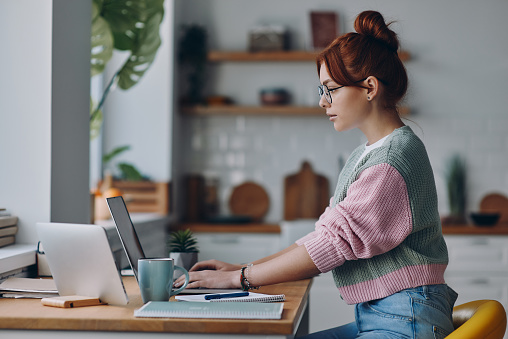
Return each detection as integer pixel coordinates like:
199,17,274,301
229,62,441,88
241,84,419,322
112,180,170,215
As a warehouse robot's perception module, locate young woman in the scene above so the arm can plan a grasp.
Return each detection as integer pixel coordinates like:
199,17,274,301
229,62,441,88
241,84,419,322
175,10,457,338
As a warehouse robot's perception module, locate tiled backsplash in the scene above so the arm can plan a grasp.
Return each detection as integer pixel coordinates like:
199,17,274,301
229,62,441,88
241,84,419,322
180,114,508,223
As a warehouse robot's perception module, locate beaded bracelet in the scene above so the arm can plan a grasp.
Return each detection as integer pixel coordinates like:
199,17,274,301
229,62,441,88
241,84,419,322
240,263,260,291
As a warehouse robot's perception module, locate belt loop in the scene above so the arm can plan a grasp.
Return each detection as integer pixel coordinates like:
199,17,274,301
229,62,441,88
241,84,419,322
422,285,429,299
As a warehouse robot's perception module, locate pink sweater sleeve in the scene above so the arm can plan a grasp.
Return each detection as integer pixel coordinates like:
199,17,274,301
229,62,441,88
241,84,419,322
299,163,413,273
295,197,334,245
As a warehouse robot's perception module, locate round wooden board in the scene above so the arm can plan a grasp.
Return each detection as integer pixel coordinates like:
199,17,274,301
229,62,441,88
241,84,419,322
229,182,270,222
480,193,508,223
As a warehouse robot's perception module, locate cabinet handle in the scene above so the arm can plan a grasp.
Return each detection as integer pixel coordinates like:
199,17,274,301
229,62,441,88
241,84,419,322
210,236,240,244
470,238,489,246
470,278,490,285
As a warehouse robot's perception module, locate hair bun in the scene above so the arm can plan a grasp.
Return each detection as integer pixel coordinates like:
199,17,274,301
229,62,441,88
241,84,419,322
354,10,399,52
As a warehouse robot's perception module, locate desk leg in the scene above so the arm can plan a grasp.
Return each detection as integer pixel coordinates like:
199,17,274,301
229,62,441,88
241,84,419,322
294,297,310,338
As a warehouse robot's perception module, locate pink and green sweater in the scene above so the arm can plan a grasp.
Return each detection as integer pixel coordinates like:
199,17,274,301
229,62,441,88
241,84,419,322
297,126,448,305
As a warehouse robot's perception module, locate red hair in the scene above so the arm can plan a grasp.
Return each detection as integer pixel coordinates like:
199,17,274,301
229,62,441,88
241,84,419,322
316,11,408,111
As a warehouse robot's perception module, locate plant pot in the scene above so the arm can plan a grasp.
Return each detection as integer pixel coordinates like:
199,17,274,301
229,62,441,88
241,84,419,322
169,252,198,272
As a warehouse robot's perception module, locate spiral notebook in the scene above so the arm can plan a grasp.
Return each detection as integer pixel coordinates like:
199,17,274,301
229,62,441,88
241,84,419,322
134,301,284,319
175,292,285,303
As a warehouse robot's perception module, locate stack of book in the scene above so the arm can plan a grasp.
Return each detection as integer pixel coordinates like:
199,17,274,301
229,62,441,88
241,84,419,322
0,209,18,248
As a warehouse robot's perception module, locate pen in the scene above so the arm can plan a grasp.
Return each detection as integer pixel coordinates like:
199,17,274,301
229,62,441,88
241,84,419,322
204,291,249,300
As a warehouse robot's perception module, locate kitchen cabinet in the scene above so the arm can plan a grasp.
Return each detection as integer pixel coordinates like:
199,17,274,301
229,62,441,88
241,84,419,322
181,50,410,116
311,233,508,335
309,273,355,333
194,232,280,264
444,234,508,339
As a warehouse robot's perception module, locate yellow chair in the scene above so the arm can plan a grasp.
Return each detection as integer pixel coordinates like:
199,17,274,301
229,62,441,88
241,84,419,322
446,300,507,339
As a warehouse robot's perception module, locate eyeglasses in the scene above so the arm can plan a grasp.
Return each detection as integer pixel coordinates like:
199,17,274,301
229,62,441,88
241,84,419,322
317,78,367,104
317,84,345,104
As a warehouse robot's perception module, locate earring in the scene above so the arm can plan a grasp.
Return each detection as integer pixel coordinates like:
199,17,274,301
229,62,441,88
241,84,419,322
367,96,371,101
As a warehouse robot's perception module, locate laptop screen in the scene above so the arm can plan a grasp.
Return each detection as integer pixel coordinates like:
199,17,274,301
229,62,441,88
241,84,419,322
106,196,145,280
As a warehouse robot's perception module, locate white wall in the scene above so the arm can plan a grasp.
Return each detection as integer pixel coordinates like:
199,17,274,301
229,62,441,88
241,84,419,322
0,1,91,244
175,0,508,222
101,0,175,183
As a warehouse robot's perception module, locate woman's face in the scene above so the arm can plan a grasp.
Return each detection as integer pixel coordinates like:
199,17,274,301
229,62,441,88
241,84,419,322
319,63,368,132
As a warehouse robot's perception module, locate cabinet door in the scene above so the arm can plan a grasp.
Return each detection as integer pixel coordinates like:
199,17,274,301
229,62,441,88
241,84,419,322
445,235,508,272
444,235,508,339
444,274,508,307
309,273,355,334
194,233,280,264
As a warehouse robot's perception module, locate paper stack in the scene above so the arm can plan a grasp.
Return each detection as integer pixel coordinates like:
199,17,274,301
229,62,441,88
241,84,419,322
0,209,18,248
0,277,59,299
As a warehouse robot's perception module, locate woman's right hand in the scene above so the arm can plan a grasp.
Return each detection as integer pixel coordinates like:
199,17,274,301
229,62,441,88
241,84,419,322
189,259,242,272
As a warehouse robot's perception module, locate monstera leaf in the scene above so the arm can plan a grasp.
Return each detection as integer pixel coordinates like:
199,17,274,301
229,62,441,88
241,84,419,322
100,0,145,52
91,0,163,90
91,0,114,77
117,1,164,90
90,0,164,136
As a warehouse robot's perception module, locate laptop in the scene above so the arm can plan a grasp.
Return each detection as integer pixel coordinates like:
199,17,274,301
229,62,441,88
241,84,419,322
106,196,145,282
36,222,129,305
106,196,242,294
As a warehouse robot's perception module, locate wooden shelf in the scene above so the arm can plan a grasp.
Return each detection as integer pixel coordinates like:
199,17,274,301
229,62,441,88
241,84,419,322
191,50,411,117
182,104,410,116
182,105,325,116
208,50,410,62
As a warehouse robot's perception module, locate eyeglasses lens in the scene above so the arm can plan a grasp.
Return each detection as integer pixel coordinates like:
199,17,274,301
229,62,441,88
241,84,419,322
318,85,332,104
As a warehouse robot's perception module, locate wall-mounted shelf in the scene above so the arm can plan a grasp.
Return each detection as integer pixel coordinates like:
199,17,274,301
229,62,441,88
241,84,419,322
208,50,410,62
185,50,411,117
182,105,410,116
182,105,325,116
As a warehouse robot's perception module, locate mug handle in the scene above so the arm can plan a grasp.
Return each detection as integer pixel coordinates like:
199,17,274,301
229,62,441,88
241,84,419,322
169,265,190,296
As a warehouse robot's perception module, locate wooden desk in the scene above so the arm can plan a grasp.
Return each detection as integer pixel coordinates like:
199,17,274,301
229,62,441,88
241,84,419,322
0,277,311,338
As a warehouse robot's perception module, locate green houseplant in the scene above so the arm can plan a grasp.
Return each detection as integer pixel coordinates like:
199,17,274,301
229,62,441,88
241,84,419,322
102,145,144,181
442,154,467,225
90,0,165,138
168,229,199,271
178,24,208,105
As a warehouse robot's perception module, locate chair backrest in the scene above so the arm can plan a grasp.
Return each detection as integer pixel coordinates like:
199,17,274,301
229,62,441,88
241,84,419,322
446,300,507,339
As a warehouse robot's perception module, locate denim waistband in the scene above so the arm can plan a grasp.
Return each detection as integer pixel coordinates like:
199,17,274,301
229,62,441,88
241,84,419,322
402,284,458,304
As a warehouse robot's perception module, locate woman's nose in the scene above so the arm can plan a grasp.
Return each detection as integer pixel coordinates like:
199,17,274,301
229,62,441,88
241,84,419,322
319,95,330,108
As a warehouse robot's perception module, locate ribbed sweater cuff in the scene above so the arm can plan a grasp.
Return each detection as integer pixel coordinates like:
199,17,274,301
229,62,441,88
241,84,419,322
303,234,345,273
295,231,317,246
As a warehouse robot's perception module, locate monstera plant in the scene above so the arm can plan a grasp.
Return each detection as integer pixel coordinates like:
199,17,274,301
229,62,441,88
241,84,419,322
90,0,165,139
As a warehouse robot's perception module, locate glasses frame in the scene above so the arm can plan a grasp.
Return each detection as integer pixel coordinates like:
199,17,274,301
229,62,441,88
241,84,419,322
317,84,345,104
317,78,368,104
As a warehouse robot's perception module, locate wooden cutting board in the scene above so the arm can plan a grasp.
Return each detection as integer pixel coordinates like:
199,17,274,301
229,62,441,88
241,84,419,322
284,161,329,220
229,181,270,222
480,193,508,223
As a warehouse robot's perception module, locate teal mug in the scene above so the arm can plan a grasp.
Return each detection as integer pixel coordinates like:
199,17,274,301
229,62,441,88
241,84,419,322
138,258,190,303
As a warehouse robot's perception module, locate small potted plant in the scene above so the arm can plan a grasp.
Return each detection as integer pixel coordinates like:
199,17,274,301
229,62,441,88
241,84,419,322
168,229,199,271
442,154,467,225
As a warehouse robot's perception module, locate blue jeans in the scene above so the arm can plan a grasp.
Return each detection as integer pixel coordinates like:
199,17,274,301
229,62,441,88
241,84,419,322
301,284,458,339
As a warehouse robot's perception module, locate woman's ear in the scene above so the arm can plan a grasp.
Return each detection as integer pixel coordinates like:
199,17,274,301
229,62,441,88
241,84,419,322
365,76,379,101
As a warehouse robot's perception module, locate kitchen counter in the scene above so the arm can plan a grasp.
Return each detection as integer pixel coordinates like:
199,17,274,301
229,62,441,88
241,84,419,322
176,222,281,233
177,222,508,235
442,223,508,235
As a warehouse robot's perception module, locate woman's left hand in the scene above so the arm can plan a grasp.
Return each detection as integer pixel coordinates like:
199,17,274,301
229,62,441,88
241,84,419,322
174,269,241,289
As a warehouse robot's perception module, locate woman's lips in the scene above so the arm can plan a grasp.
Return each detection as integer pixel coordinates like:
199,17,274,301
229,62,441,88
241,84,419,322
327,113,337,121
